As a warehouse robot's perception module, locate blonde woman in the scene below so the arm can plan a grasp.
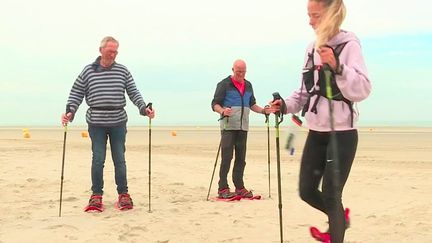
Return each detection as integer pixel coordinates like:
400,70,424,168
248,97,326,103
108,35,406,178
271,0,371,242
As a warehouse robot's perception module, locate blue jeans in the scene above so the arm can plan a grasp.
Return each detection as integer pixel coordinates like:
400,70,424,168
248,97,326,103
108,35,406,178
88,124,128,195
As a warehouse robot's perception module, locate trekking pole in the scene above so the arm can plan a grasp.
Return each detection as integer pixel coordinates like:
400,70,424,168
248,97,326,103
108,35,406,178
272,92,286,243
59,124,67,217
206,140,221,201
147,102,153,213
264,105,271,198
323,66,341,194
206,114,228,201
322,65,345,241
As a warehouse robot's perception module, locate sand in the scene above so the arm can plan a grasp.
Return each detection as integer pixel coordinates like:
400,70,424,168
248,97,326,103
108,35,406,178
0,126,431,243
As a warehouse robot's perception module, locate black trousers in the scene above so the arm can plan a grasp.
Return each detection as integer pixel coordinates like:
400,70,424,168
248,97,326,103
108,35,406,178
218,130,248,190
299,129,358,243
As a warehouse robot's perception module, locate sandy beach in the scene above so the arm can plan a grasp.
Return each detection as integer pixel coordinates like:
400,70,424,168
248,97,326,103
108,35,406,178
0,125,431,243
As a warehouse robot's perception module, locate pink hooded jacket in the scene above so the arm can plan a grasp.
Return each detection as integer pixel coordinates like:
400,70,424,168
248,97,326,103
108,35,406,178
284,30,372,132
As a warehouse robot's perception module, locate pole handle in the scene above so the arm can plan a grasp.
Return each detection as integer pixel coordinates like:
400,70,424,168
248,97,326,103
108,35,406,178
272,92,286,125
264,105,270,123
146,102,153,110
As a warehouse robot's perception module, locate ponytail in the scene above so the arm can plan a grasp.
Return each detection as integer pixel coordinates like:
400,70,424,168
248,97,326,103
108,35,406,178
314,0,346,48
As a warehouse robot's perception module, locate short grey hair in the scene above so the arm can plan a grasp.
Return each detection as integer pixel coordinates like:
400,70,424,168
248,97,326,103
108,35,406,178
100,36,119,48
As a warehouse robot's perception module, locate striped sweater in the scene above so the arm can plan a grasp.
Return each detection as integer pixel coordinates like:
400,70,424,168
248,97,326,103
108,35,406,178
66,57,147,127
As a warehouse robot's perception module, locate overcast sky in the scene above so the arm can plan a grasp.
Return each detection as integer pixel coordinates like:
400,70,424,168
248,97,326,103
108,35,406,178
1,0,431,127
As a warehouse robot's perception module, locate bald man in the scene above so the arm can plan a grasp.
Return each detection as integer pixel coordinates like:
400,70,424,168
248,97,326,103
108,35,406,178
211,59,270,199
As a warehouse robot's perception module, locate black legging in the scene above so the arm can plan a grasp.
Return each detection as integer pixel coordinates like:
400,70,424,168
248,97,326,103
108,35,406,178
299,129,358,243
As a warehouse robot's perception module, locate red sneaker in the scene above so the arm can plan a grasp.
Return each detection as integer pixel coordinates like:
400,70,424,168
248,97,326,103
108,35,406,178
235,187,253,198
117,193,133,210
309,208,350,242
84,194,104,212
218,188,236,199
345,208,351,228
310,226,331,243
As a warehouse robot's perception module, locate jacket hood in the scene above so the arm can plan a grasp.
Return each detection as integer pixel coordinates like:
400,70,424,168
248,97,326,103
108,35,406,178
307,30,360,50
327,30,360,47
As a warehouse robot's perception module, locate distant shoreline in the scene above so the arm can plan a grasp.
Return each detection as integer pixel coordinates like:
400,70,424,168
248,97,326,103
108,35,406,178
1,125,432,134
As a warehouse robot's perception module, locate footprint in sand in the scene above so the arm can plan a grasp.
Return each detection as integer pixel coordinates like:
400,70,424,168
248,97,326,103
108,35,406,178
395,222,406,227
170,197,192,204
63,196,79,202
169,182,184,186
131,226,148,232
117,224,148,241
221,237,242,242
65,235,78,240
169,208,180,213
232,219,252,227
45,224,79,230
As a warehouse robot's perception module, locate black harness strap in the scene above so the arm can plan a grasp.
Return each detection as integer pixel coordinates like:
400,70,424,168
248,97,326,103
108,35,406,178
301,42,354,127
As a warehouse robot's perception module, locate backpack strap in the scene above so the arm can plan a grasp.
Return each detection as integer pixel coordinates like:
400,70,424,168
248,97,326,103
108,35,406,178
301,48,316,117
301,90,320,117
334,42,348,57
342,97,354,127
334,42,354,127
332,42,348,73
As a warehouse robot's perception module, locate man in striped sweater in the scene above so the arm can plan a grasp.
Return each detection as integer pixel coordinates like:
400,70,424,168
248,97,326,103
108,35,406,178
61,36,155,211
